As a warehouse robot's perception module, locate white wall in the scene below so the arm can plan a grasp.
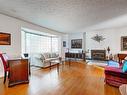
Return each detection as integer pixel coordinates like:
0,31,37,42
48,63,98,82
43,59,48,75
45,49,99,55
67,27,127,58
0,13,64,77
86,27,127,57
68,32,85,52
0,14,63,57
61,34,69,58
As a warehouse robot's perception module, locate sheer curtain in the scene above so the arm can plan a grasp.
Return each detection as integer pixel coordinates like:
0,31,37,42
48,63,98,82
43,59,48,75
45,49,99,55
52,37,59,53
24,32,58,54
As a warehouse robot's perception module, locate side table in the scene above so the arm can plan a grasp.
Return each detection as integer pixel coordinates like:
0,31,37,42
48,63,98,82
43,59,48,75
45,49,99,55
8,58,29,87
119,84,127,95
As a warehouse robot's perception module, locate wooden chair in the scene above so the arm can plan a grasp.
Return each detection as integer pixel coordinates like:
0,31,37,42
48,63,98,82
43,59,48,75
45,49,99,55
118,54,127,65
0,53,10,83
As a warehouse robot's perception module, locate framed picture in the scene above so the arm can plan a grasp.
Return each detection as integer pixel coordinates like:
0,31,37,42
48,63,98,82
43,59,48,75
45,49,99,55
121,36,127,51
71,39,82,49
0,32,11,45
63,41,66,47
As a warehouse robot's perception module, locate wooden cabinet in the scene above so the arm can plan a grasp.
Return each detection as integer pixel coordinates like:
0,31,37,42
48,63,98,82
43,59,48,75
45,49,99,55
118,54,127,64
65,52,85,61
8,58,29,87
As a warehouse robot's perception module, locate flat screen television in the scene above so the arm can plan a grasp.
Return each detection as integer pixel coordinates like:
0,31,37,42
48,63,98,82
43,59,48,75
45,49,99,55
0,32,11,45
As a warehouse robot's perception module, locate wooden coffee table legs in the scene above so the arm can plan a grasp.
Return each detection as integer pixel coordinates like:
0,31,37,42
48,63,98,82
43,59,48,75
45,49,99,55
49,61,59,73
50,62,51,70
57,63,59,73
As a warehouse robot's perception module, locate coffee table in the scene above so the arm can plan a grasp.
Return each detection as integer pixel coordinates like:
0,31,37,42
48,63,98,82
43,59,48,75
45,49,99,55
50,60,60,72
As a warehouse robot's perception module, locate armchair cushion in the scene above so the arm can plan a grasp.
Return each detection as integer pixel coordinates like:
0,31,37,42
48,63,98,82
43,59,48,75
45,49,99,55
105,67,127,78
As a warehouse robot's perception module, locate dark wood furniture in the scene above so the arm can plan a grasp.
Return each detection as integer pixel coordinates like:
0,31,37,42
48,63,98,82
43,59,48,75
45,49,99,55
0,53,10,83
8,58,29,87
118,53,127,64
65,52,85,61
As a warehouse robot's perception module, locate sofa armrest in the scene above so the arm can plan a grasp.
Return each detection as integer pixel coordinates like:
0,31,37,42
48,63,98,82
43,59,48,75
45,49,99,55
43,58,52,63
31,55,44,67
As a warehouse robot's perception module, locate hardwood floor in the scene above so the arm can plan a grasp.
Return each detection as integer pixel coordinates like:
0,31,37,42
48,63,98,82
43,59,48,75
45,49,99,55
0,61,121,95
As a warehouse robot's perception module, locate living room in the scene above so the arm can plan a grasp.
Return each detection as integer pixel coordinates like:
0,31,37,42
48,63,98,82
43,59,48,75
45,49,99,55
0,0,127,95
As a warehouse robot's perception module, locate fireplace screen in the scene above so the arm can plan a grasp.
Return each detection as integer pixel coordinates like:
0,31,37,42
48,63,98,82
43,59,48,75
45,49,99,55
91,50,106,60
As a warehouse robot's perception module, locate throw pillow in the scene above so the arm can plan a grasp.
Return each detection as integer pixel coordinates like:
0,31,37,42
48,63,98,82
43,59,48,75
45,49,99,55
40,54,45,61
55,53,59,57
122,60,127,72
107,60,119,68
51,53,56,58
43,53,49,59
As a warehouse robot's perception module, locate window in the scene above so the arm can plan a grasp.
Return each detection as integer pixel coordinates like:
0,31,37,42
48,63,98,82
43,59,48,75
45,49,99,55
23,31,59,54
52,37,59,53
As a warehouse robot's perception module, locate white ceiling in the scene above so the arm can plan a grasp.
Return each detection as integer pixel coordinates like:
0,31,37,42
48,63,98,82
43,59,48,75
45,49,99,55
0,0,127,33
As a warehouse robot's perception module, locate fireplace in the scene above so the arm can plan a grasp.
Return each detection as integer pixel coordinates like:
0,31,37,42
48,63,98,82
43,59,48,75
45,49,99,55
91,50,106,60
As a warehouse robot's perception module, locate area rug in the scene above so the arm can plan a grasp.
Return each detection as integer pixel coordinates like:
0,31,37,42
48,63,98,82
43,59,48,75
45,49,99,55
87,60,108,67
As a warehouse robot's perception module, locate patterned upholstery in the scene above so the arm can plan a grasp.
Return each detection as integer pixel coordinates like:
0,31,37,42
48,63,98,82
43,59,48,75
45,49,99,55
104,54,127,87
105,66,127,87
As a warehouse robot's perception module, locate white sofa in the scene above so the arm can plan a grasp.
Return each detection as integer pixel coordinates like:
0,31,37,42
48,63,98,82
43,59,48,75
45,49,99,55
31,53,61,68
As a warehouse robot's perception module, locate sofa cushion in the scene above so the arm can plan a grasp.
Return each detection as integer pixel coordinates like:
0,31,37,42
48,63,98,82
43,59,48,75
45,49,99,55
43,58,51,63
105,67,122,73
50,58,59,60
43,53,50,59
105,78,127,87
122,60,127,72
56,53,59,57
40,54,45,61
51,53,59,58
105,67,127,78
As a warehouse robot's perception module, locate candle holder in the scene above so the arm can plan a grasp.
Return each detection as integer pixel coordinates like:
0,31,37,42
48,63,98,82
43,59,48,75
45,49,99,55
107,46,110,54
